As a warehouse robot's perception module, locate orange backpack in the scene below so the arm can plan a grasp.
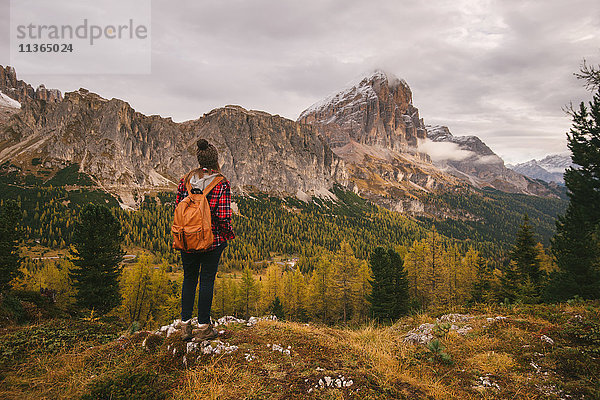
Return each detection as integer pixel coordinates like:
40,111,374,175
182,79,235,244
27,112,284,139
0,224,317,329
172,174,224,251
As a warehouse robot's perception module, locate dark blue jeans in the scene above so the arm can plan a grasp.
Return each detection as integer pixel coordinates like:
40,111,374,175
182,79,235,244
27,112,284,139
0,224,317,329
180,242,227,324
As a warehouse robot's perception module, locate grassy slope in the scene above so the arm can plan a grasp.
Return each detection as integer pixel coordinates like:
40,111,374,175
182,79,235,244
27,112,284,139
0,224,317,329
1,302,598,400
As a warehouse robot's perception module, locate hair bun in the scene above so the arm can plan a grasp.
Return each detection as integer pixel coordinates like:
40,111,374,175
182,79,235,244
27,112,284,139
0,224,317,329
197,139,209,150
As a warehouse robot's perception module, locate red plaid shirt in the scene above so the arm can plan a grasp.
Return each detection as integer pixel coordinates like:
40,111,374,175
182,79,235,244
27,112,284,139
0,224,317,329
175,175,235,252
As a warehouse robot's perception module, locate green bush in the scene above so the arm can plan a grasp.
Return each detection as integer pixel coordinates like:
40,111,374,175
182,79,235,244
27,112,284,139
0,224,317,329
81,371,167,400
0,292,26,324
565,319,600,356
0,319,119,368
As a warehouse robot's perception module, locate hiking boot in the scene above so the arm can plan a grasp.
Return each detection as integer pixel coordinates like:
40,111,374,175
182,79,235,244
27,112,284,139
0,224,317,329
181,319,193,341
192,323,218,341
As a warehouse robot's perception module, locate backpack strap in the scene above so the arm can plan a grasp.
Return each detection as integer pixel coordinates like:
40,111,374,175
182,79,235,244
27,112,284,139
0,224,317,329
185,174,223,196
203,174,224,195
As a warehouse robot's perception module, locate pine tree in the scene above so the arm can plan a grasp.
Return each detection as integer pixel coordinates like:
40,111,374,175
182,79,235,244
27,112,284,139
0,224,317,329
500,261,520,303
353,260,372,323
120,256,170,326
388,248,410,318
470,254,492,303
368,247,394,319
510,214,543,300
269,296,284,319
368,247,409,320
548,75,600,300
69,204,124,314
0,200,22,292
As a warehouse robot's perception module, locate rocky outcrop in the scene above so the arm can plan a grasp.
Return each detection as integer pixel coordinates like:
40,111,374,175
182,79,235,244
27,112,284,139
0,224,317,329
0,69,347,207
181,106,347,197
508,153,572,184
425,125,559,196
298,70,561,204
0,65,62,104
298,70,426,153
0,66,561,211
298,70,463,211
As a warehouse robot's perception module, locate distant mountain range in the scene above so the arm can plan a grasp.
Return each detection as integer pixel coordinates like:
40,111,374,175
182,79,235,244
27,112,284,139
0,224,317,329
507,153,573,184
0,65,563,211
297,70,559,211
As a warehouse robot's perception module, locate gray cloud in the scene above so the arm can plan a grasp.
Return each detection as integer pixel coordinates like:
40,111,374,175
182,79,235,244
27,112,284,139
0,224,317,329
1,0,598,163
417,139,476,162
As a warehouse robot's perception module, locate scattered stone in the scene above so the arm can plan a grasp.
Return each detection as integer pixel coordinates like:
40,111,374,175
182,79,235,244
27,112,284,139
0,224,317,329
473,375,500,390
267,343,291,356
404,320,473,344
486,316,507,323
540,335,554,345
213,315,278,327
200,339,238,355
214,315,246,326
438,313,472,323
244,352,255,362
535,383,570,399
246,315,278,327
313,375,353,390
456,326,473,335
186,341,198,354
404,323,435,344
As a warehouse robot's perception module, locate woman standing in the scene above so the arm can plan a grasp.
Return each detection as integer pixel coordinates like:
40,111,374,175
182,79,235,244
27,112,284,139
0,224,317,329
174,139,234,341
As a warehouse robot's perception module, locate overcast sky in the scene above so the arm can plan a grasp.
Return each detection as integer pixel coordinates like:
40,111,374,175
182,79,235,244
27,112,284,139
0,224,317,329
1,0,599,163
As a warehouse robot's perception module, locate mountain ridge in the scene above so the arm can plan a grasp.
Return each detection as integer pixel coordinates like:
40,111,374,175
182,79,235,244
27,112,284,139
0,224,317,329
0,65,563,212
0,66,346,208
508,153,572,184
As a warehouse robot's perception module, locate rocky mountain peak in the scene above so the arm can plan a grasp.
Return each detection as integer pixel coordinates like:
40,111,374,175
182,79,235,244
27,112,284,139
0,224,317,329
424,125,558,196
508,152,573,184
298,69,425,152
0,65,63,104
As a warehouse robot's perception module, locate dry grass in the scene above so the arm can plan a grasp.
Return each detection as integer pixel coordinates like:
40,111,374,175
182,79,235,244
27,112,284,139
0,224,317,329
172,359,264,400
467,351,516,374
1,302,599,399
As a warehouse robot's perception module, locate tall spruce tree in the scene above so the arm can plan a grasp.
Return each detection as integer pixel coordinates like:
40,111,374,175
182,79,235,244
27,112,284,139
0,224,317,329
368,247,394,319
511,214,543,301
0,200,22,292
368,247,409,320
388,248,410,317
547,70,600,301
69,204,124,314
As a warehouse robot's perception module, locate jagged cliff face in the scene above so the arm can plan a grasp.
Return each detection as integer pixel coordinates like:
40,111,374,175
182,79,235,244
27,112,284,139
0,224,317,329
1,88,186,206
0,65,62,104
0,67,346,207
298,70,464,210
0,65,560,211
298,70,559,203
180,106,347,198
425,125,558,196
298,70,426,152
